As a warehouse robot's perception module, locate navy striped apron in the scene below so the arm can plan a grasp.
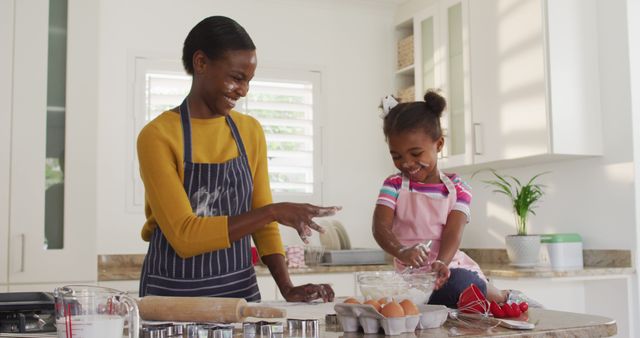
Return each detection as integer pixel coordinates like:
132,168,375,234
139,99,260,302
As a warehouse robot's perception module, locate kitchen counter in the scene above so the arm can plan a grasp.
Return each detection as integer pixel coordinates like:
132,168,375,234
256,301,617,337
0,308,616,338
98,249,633,281
240,303,616,338
321,308,616,337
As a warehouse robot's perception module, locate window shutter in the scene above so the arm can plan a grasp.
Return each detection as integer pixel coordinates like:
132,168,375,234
236,80,315,194
142,73,316,195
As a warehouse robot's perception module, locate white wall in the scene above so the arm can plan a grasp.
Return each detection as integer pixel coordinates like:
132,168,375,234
627,0,640,335
96,0,396,254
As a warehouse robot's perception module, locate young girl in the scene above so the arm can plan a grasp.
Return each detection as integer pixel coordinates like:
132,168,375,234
372,90,538,308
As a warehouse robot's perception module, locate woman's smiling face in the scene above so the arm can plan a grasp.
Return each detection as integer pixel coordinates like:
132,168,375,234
387,129,444,183
195,49,257,117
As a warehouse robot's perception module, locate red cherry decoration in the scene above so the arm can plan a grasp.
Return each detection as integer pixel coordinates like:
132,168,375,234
519,301,529,312
510,302,522,317
490,301,505,318
501,303,514,317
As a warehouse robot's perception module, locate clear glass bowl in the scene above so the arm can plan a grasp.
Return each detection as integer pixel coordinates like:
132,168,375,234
357,271,436,305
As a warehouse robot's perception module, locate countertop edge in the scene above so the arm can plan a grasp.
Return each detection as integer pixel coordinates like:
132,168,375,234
97,261,635,282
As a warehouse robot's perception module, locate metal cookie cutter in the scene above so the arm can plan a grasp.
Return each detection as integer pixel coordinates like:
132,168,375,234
243,321,284,337
141,323,171,338
287,319,319,338
324,314,341,332
204,324,234,338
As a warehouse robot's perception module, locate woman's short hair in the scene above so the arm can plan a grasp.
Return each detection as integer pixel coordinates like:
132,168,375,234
182,16,255,75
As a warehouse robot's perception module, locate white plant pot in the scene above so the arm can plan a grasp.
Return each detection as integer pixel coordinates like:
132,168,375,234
505,235,541,267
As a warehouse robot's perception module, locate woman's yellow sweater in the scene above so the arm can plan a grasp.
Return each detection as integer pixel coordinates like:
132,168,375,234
137,110,284,259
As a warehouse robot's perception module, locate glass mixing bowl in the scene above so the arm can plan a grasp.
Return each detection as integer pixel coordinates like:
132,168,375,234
357,271,436,305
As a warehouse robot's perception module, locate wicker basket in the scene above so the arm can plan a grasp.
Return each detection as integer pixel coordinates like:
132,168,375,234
397,35,414,69
397,86,415,103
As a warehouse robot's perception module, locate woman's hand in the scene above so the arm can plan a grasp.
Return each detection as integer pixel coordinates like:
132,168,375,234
282,283,335,303
270,203,341,243
430,260,450,290
397,243,430,268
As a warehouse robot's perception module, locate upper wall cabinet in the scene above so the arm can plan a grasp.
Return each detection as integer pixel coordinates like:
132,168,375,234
394,0,473,168
0,0,14,286
7,0,99,284
394,0,602,172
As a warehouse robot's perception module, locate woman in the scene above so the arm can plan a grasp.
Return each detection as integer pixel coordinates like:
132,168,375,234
137,16,339,302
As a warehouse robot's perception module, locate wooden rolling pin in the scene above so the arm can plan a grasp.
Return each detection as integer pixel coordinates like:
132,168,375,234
137,296,286,323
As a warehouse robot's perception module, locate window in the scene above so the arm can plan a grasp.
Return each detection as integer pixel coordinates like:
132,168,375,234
236,79,316,194
129,59,322,210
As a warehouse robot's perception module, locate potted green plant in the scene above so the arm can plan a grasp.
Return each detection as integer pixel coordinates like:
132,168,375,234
481,170,548,267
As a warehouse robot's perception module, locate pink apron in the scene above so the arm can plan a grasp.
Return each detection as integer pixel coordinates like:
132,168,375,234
391,171,487,282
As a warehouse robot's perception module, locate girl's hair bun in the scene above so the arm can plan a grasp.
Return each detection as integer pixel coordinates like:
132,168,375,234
423,90,446,118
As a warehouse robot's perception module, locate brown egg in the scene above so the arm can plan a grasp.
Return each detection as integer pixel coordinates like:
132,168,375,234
380,301,405,318
344,297,360,304
399,299,420,315
377,297,389,305
364,299,382,312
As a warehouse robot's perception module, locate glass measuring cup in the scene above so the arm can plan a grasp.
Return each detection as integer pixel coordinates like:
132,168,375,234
54,285,139,338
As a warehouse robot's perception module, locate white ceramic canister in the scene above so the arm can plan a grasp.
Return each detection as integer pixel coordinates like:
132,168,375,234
540,233,583,270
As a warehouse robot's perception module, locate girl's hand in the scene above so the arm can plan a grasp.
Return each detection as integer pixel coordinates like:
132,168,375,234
282,283,335,303
270,203,341,244
397,243,430,268
430,260,450,290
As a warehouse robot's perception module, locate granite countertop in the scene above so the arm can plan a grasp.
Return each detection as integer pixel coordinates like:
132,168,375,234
233,302,616,338
98,249,633,281
319,308,616,337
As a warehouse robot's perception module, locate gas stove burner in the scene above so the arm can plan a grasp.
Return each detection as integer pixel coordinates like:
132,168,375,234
0,312,56,333
0,292,56,334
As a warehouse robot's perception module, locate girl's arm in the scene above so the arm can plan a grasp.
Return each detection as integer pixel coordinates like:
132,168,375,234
372,205,428,267
429,210,466,289
436,210,467,264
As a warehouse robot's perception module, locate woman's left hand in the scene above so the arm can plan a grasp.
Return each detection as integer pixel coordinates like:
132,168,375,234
282,283,335,303
431,260,450,290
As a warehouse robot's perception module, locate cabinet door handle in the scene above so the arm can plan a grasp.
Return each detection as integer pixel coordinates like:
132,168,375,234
473,123,483,155
12,234,25,273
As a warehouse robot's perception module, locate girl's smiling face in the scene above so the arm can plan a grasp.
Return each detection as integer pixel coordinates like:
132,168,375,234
388,129,444,183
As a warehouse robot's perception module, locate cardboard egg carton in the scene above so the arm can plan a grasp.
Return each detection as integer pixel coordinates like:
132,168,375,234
333,302,449,336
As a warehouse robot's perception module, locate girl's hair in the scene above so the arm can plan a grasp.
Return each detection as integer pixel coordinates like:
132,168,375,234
383,90,447,140
182,16,256,75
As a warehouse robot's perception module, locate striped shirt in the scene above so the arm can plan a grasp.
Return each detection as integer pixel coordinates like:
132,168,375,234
377,173,472,218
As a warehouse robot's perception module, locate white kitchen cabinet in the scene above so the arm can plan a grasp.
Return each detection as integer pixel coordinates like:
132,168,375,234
491,275,632,338
7,0,99,285
394,0,473,168
0,0,14,287
395,0,602,172
0,286,7,293
466,0,602,170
